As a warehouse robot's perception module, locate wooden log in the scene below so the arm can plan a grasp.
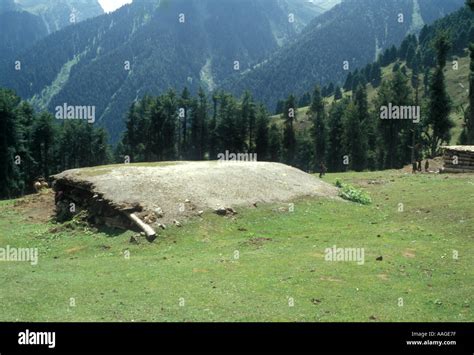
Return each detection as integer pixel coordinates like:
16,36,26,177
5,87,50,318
443,156,474,162
443,158,474,163
443,153,474,159
441,167,474,173
127,213,157,242
443,153,474,158
443,164,474,170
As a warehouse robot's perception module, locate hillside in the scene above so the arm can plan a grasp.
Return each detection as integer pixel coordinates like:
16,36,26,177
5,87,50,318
224,0,465,109
0,0,324,141
271,55,470,144
0,0,103,61
14,0,104,33
0,10,48,59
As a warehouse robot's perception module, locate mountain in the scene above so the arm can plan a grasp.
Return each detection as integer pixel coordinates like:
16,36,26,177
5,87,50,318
14,0,104,33
0,0,103,62
0,0,16,13
223,0,466,109
0,9,48,58
0,0,326,141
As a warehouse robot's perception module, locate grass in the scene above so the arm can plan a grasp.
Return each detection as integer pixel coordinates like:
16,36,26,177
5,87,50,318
0,170,472,322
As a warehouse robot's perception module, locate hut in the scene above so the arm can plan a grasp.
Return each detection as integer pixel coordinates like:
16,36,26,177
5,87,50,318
441,146,474,173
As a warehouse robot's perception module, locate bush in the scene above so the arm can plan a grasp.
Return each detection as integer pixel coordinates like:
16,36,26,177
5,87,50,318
335,179,372,205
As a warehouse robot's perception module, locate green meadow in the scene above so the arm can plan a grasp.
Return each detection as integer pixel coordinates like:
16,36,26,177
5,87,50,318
0,170,472,322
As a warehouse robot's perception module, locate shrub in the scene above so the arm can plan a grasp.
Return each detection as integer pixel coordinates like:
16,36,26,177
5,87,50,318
335,179,372,205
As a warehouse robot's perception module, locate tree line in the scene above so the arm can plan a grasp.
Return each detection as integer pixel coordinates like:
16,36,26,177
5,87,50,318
0,89,110,198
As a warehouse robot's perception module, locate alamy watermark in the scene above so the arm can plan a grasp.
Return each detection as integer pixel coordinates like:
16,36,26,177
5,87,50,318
18,329,55,348
217,150,257,162
55,103,96,123
0,245,38,265
324,245,365,265
380,103,420,123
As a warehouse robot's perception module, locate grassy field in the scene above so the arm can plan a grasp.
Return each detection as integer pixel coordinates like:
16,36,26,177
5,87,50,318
0,170,472,322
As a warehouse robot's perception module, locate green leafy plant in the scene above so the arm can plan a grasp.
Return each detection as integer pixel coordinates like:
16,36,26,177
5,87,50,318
335,179,372,205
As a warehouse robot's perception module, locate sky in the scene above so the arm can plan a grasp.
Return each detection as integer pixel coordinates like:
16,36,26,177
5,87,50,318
98,0,133,13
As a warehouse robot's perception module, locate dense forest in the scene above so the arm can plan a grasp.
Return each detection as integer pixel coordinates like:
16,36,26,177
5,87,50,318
0,89,110,198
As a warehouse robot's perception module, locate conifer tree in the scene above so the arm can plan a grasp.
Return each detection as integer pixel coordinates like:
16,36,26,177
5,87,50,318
309,86,327,167
255,105,270,161
282,95,297,165
425,32,454,156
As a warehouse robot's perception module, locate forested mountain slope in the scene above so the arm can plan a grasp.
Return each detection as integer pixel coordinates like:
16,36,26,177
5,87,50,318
223,0,465,109
0,0,103,62
0,9,48,58
14,0,104,33
0,0,324,141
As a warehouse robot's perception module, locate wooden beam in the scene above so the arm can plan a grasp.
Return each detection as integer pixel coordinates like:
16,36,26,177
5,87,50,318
127,213,157,242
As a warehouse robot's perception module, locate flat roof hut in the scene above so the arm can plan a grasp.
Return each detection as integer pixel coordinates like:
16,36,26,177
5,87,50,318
441,146,474,173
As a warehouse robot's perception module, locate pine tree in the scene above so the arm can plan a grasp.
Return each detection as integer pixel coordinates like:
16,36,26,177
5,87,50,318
91,127,111,166
241,91,256,151
375,69,414,168
216,93,240,153
467,0,474,11
344,72,353,91
0,89,22,198
425,32,454,156
309,86,327,167
190,87,208,160
299,92,311,106
406,43,416,69
334,86,343,100
342,101,366,171
161,90,178,160
370,62,382,87
294,134,313,172
462,44,474,144
327,99,347,172
31,112,56,179
275,100,284,115
16,101,37,189
268,123,282,162
179,87,191,157
348,86,369,171
208,92,219,159
282,95,297,165
327,83,335,96
255,105,270,161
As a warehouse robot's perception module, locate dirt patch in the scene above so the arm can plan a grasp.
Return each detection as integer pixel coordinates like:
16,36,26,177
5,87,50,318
403,249,416,258
52,161,340,231
12,190,55,223
320,276,342,282
400,157,444,174
244,237,273,248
